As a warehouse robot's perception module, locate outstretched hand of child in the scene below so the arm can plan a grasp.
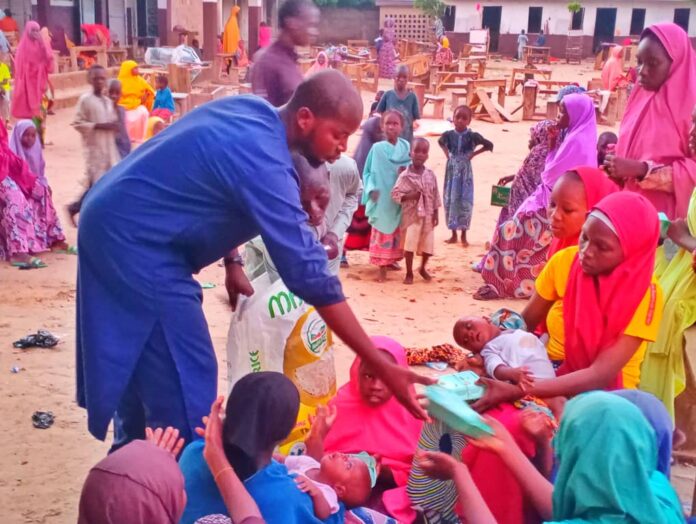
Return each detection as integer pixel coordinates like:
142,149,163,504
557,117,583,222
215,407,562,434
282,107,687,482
308,404,337,441
195,396,233,480
146,426,185,458
467,415,515,454
415,450,461,480
509,366,535,391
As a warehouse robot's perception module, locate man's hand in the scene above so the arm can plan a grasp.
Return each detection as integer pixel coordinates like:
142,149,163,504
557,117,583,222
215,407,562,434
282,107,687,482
95,121,121,132
497,175,515,186
321,232,340,260
379,362,436,420
471,377,523,413
225,263,254,311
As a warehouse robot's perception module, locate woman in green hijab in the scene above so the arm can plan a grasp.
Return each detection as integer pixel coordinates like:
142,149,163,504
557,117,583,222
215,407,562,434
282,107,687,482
418,391,684,523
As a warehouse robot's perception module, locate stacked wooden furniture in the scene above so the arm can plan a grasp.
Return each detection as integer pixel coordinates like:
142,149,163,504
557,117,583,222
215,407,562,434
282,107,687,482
566,30,583,64
344,62,379,93
458,56,486,77
508,67,552,95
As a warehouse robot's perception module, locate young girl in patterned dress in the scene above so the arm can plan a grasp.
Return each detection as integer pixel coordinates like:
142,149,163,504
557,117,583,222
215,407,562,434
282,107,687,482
438,105,493,247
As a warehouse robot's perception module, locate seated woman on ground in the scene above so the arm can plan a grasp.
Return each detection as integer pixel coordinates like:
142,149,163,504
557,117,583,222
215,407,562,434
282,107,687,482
417,391,683,524
8,120,71,254
461,192,662,524
178,372,344,524
321,336,423,523
0,123,49,268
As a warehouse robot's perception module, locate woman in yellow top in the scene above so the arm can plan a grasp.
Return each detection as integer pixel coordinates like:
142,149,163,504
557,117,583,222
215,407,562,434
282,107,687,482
117,60,155,143
640,188,696,417
473,192,662,411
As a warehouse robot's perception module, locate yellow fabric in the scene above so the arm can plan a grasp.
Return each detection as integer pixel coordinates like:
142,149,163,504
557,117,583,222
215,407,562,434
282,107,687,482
145,116,165,140
640,190,696,418
536,246,664,388
223,6,241,55
117,60,155,111
441,36,450,49
0,62,11,93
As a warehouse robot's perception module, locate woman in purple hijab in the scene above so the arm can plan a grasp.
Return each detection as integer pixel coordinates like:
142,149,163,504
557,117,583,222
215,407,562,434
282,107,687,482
475,93,598,300
9,119,68,251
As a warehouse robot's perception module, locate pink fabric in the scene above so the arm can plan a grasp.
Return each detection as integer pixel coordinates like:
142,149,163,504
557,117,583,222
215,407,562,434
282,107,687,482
517,94,598,214
461,404,536,524
561,192,659,389
125,105,149,142
305,51,329,77
11,21,53,119
601,45,624,90
258,26,272,48
547,166,619,258
619,23,696,219
324,336,423,522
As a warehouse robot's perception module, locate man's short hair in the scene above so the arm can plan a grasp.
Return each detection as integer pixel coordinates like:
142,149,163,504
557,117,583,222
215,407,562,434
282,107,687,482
278,0,314,29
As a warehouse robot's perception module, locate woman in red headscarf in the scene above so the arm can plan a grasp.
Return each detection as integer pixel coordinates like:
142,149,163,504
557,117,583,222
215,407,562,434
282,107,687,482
466,192,662,523
11,21,53,142
605,23,696,219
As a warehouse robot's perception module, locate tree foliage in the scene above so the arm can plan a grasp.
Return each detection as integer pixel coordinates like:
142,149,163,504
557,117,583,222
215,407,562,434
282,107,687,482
414,0,445,18
567,1,582,13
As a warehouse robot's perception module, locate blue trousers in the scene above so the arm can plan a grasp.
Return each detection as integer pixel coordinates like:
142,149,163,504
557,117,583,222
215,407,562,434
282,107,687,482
111,322,194,452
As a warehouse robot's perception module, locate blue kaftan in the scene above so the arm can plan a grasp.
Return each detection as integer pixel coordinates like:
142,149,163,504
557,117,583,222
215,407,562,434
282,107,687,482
76,96,344,442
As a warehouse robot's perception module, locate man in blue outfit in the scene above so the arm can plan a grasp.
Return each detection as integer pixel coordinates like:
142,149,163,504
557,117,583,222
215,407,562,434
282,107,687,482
76,70,431,449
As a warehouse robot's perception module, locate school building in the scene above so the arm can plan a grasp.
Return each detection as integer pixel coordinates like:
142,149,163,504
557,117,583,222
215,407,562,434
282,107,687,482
4,0,277,59
377,0,695,57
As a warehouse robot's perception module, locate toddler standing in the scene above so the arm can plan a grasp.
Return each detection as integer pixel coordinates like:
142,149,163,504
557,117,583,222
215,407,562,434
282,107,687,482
391,137,441,284
438,105,493,246
363,110,411,282
151,74,175,121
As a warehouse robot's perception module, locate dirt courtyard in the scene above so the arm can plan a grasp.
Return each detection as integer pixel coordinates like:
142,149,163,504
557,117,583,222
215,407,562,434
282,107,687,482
1,59,693,523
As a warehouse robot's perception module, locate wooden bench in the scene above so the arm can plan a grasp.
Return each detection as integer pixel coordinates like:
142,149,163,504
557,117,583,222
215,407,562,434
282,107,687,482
172,92,191,116
433,71,478,94
189,85,227,110
69,45,108,71
451,89,468,109
407,81,426,112
50,66,119,109
423,94,445,119
464,79,506,107
508,67,552,95
523,46,550,64
238,83,253,94
344,62,379,93
458,56,486,77
213,54,239,84
536,80,576,95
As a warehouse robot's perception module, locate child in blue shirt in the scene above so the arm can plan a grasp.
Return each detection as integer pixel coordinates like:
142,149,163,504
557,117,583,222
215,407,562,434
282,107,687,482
152,74,175,121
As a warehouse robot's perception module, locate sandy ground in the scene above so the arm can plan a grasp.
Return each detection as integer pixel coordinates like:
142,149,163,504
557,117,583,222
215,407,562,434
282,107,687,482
1,59,694,523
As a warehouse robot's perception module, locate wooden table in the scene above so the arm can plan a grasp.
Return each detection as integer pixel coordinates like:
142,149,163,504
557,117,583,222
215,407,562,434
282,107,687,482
213,53,239,84
508,67,552,94
464,79,506,107
433,70,478,93
458,56,486,77
107,48,127,67
69,45,108,71
594,42,616,70
407,81,426,111
523,46,551,64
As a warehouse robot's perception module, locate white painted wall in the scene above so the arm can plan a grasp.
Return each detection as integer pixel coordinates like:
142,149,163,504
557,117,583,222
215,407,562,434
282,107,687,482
452,0,696,37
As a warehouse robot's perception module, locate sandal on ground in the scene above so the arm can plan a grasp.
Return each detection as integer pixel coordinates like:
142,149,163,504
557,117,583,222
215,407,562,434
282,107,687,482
13,329,60,349
11,257,47,269
473,285,500,301
53,245,78,255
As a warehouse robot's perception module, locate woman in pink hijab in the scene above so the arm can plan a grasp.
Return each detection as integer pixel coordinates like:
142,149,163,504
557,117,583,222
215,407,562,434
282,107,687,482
601,45,625,91
323,336,423,522
605,22,696,219
11,21,53,121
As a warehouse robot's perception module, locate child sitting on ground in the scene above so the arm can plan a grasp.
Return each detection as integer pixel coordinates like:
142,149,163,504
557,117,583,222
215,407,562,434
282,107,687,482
151,74,175,121
453,315,555,388
391,137,441,284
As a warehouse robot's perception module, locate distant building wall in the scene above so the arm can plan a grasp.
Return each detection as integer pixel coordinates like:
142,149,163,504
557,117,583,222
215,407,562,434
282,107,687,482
318,6,379,44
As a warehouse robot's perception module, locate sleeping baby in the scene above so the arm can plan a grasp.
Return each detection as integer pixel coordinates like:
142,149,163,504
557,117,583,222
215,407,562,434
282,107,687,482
453,315,555,388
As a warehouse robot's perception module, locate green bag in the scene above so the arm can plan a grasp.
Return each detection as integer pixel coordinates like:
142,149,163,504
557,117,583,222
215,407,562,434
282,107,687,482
425,380,494,438
491,185,511,207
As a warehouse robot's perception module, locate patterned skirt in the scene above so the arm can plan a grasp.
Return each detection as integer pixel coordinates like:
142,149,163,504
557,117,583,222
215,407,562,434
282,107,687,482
369,228,403,266
479,207,553,298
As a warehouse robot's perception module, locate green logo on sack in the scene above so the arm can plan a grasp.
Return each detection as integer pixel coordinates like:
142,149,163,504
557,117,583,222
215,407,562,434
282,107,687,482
301,315,328,355
267,290,305,319
248,350,262,372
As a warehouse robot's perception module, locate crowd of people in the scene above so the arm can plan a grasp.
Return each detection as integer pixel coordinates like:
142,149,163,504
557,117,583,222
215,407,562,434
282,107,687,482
2,2,696,523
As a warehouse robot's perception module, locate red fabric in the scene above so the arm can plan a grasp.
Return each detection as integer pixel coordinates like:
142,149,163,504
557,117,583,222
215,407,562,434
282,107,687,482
547,167,619,258
560,192,659,388
461,405,536,524
0,118,37,196
324,336,423,522
11,21,53,119
81,23,111,46
619,23,696,219
258,25,272,48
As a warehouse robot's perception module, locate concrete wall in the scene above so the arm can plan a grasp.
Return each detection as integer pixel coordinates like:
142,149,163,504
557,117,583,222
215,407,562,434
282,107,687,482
452,0,696,37
318,6,379,43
